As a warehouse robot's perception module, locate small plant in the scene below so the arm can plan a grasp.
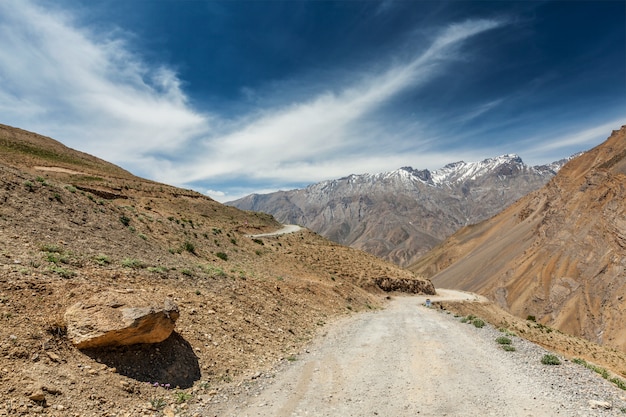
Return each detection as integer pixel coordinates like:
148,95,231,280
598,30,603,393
49,266,76,278
64,185,77,193
94,254,111,265
496,336,512,345
148,266,168,274
40,243,62,253
52,193,62,202
195,290,201,295
252,238,264,245
216,252,228,261
121,258,145,269
526,315,536,322
119,215,131,227
182,241,196,255
460,317,469,323
149,397,166,410
175,391,192,404
230,238,237,245
502,345,516,352
138,233,147,240
286,355,297,362
181,269,193,276
541,354,561,365
35,176,47,184
472,318,485,328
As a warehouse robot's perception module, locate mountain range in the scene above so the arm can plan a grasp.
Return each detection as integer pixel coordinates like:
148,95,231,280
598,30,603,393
228,154,572,266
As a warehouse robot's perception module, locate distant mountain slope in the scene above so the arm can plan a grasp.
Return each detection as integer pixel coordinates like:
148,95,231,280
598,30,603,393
228,154,570,266
410,126,626,351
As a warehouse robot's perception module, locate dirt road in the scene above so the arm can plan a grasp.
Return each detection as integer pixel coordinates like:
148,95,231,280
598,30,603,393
209,291,626,416
246,224,303,238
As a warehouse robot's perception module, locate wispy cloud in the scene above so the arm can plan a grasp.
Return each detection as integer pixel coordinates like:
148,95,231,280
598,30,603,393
0,0,207,165
150,19,506,187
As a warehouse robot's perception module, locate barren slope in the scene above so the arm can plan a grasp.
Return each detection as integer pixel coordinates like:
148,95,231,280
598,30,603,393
0,124,433,416
411,126,626,351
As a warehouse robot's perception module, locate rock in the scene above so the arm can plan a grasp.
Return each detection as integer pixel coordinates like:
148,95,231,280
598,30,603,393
374,277,436,294
589,400,612,409
64,291,179,349
162,406,175,417
28,390,46,402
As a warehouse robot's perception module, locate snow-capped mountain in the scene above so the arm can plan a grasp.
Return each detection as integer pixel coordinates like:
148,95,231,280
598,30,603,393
228,154,575,266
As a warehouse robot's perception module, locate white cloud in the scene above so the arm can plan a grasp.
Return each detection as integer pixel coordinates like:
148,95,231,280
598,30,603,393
0,0,208,165
0,1,508,196
149,18,506,186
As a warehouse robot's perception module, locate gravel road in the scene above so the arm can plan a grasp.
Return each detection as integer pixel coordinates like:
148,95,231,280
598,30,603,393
205,292,626,416
246,224,303,238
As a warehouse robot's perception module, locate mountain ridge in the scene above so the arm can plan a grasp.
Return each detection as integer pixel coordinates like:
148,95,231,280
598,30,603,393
229,153,573,266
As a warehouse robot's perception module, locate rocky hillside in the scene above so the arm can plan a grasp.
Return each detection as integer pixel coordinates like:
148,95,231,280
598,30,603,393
411,126,626,352
0,124,433,416
228,154,569,266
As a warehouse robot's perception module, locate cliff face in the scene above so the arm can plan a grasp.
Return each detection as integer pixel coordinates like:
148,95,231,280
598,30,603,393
411,126,626,351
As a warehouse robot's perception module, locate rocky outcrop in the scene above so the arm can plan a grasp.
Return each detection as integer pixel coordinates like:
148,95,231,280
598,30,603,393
374,277,436,294
64,291,179,349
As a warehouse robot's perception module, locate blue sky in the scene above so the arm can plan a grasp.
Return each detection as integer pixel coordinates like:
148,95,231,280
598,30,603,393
0,1,624,202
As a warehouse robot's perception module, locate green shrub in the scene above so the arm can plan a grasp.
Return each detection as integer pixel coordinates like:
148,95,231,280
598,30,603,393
496,336,512,345
216,252,228,261
94,254,111,265
119,215,131,227
182,241,196,255
175,391,192,404
121,258,145,269
541,354,561,365
502,345,516,352
526,315,536,322
472,318,485,328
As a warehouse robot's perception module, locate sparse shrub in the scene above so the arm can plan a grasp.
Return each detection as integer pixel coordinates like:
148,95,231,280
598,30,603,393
49,266,76,279
181,269,193,276
52,193,62,202
149,397,166,410
64,185,77,193
195,290,201,295
40,244,62,253
230,238,237,245
286,355,297,362
472,318,485,328
252,238,264,245
148,266,168,274
94,254,111,265
35,176,47,185
182,241,196,255
502,345,516,352
216,252,228,261
541,354,561,365
119,215,131,226
121,258,145,269
460,317,469,323
496,336,512,345
526,315,536,322
175,391,192,404
138,233,147,240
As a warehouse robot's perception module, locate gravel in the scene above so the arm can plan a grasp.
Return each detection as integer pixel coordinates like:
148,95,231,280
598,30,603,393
199,293,626,417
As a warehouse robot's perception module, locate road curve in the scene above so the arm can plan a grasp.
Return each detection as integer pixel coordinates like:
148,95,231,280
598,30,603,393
246,224,303,238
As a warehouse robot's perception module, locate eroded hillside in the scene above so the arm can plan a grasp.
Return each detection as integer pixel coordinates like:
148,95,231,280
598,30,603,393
0,124,433,416
411,126,626,351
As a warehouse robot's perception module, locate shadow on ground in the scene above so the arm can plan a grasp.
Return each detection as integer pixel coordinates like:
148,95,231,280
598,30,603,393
82,332,200,389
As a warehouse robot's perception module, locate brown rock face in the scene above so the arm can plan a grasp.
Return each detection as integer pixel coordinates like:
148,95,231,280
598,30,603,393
411,126,626,351
64,291,179,349
374,277,436,294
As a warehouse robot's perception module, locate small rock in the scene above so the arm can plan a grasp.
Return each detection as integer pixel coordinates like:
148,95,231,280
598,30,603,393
28,391,46,402
589,400,612,409
162,406,175,417
46,352,61,362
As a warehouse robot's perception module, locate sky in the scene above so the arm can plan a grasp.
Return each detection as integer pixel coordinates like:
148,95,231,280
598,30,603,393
0,1,624,202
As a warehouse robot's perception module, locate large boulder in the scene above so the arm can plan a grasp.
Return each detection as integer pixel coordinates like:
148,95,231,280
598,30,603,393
64,290,179,349
374,277,436,294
